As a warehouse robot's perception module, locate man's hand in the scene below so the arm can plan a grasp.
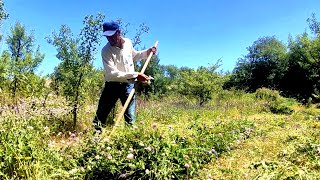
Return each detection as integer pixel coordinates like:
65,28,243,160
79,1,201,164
147,46,157,56
137,73,151,83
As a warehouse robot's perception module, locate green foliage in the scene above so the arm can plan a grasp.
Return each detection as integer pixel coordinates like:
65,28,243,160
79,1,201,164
282,31,320,102
66,98,256,179
47,14,104,128
224,36,287,92
225,14,320,104
0,51,10,89
23,73,47,97
255,88,281,102
251,134,320,179
5,22,44,98
135,55,167,96
307,13,320,35
0,114,70,179
0,93,260,179
81,119,253,179
255,88,294,114
142,64,181,98
82,68,104,103
0,0,8,22
177,64,223,106
269,101,294,115
0,0,9,41
2,86,320,179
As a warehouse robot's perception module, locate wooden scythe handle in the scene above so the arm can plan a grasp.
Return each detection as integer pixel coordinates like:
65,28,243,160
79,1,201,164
108,41,159,137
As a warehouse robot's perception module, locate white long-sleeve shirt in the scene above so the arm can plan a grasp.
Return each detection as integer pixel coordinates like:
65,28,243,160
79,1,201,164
101,38,148,82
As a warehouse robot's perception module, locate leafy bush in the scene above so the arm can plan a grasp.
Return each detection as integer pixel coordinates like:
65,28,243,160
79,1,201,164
80,119,254,179
255,88,295,114
0,116,70,179
269,102,294,115
255,88,281,102
177,65,223,106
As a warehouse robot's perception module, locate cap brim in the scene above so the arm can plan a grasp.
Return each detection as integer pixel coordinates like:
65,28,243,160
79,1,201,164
102,30,117,36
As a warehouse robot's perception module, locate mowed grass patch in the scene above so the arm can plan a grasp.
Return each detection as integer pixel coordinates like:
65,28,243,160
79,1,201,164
196,107,320,179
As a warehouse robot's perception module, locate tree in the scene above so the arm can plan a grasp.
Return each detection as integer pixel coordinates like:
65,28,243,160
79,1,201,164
276,14,320,103
47,14,104,129
135,54,164,96
152,64,179,96
115,19,150,47
6,22,44,98
283,31,320,102
307,13,320,35
306,13,320,102
0,51,9,89
136,63,182,97
177,64,223,106
224,36,287,92
163,65,179,79
82,68,104,103
0,0,9,41
0,0,8,93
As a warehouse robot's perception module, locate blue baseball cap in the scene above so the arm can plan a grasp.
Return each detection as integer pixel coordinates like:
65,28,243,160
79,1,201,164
102,21,120,36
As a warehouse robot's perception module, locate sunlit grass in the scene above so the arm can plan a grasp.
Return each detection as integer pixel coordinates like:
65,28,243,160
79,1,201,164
196,107,320,179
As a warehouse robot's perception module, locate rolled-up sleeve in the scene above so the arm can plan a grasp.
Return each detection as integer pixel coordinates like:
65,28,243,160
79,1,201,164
132,47,148,61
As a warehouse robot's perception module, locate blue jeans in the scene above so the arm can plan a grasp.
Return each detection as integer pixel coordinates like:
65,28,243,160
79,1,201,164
93,82,136,130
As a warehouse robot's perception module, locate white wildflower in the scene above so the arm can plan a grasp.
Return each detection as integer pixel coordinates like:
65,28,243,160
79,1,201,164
102,138,110,143
48,141,55,148
95,155,100,160
127,153,134,160
145,146,152,152
184,163,191,169
107,154,112,160
69,168,77,174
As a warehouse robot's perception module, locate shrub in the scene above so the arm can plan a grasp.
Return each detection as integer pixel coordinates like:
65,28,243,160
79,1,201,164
255,88,281,102
79,116,254,179
255,88,295,114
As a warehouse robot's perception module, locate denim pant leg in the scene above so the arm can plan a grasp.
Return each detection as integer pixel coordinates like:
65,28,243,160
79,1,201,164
93,82,118,129
119,83,136,125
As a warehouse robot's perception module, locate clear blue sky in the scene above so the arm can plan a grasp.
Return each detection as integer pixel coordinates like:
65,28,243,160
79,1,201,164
2,0,320,75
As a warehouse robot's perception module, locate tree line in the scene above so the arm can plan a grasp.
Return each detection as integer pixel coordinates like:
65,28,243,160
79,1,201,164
224,13,320,104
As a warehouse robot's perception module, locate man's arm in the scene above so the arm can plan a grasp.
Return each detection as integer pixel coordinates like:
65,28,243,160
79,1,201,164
131,38,157,61
132,48,148,61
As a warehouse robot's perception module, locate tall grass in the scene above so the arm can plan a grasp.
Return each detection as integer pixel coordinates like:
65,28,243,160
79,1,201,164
1,89,318,179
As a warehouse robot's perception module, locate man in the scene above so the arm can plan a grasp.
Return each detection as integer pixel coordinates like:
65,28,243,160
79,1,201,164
93,21,156,130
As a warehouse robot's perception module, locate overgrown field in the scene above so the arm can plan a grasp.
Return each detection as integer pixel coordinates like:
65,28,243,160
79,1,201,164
0,89,320,179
